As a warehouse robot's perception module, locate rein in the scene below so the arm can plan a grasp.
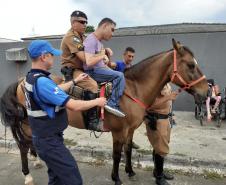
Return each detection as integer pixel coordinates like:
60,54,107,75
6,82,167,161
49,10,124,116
125,49,206,110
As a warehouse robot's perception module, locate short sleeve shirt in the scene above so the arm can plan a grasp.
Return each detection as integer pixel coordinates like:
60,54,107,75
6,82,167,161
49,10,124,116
36,77,70,107
61,29,85,69
115,61,126,72
83,33,106,70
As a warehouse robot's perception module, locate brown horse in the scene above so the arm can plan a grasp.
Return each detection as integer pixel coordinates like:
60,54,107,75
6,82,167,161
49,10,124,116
0,39,208,185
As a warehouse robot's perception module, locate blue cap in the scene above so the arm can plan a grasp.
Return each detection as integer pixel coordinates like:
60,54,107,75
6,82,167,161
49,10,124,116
28,40,62,59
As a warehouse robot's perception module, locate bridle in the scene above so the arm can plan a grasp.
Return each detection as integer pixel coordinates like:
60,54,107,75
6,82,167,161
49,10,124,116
125,49,206,109
171,49,206,93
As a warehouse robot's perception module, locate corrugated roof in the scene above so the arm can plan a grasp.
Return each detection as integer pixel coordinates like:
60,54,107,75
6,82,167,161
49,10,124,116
0,37,21,43
114,23,226,36
21,23,226,40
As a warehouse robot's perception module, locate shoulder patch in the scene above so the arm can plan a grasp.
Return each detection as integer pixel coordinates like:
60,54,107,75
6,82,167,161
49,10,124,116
73,36,81,44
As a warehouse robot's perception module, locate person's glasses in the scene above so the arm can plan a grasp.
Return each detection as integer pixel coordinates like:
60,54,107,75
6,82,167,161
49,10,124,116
75,20,88,25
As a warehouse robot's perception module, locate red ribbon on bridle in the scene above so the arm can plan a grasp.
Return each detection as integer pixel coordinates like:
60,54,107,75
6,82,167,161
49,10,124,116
125,49,206,109
171,49,206,93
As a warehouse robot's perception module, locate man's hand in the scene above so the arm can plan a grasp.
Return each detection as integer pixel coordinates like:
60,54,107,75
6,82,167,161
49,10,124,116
103,55,110,65
169,92,178,101
105,48,113,57
74,73,88,83
95,97,107,107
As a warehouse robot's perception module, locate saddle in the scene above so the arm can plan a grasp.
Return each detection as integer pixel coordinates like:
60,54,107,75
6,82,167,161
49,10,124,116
68,82,112,100
68,82,112,132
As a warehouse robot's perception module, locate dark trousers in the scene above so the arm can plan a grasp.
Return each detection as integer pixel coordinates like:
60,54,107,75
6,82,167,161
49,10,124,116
33,135,83,185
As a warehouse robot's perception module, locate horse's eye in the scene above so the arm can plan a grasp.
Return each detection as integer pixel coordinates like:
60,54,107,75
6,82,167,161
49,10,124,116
187,62,195,69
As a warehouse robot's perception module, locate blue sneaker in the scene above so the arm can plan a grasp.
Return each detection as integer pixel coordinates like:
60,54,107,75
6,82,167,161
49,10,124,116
104,105,125,117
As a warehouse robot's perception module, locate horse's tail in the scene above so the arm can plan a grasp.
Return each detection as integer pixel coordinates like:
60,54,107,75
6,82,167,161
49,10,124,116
0,80,27,127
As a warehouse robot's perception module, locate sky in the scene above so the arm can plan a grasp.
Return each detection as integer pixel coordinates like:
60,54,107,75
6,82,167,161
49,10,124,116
1,0,226,40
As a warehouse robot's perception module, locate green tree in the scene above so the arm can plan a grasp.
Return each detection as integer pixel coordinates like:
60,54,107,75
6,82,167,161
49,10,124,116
85,25,95,33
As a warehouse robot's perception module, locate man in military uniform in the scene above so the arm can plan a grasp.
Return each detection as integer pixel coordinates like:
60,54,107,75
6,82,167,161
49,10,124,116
61,10,103,131
145,84,178,185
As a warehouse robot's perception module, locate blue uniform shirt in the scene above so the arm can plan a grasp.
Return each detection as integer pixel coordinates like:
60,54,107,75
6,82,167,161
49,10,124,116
115,61,126,72
34,76,69,118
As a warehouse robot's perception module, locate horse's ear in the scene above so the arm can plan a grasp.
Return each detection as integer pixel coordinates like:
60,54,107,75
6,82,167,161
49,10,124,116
172,38,184,56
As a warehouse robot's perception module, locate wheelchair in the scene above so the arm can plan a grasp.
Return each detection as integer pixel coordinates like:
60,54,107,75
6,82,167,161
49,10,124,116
195,97,223,127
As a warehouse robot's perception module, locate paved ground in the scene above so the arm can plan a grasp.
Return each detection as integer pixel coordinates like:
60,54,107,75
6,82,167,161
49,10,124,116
0,111,226,178
0,152,225,185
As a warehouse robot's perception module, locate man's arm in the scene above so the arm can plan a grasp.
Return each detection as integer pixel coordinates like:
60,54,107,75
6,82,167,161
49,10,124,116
65,97,106,111
58,73,88,91
85,53,107,67
150,92,178,109
75,51,86,63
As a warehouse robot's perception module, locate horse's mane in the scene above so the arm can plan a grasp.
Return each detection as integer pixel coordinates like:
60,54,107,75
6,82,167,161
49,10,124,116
124,46,193,81
124,49,171,81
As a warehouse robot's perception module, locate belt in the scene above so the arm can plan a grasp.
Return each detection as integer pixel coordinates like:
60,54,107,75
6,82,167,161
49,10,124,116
147,112,169,120
32,132,63,139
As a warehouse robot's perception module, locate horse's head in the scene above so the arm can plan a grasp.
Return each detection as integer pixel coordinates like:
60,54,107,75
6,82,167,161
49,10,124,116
170,39,208,100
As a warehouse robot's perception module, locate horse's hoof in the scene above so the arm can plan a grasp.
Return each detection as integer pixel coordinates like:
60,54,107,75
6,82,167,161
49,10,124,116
128,171,136,177
25,174,34,185
115,181,123,185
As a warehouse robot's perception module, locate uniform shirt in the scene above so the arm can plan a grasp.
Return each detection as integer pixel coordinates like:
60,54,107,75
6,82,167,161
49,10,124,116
35,77,70,117
115,61,126,72
115,61,132,72
83,33,106,70
61,28,85,69
148,84,172,115
25,69,70,137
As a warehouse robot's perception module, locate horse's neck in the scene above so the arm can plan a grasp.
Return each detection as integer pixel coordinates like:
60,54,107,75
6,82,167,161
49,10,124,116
126,51,173,107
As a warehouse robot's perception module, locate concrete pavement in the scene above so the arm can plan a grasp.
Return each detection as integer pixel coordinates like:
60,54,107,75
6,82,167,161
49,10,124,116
0,111,226,177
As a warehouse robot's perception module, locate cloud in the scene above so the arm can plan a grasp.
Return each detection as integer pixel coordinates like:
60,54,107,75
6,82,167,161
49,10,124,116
82,0,226,26
1,0,226,40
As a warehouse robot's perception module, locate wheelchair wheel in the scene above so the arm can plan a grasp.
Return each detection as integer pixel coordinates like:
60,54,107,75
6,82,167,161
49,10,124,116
216,103,222,127
199,114,204,126
195,104,201,120
199,105,204,126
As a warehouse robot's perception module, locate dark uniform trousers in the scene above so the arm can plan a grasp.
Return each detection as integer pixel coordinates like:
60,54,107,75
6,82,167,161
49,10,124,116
33,134,83,185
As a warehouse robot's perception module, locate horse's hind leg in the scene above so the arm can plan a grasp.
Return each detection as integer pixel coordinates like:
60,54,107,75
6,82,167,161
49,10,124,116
111,140,124,185
124,137,136,177
29,144,43,169
18,144,34,185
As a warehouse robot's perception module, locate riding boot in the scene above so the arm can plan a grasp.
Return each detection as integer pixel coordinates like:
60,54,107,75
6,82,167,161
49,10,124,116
154,154,170,185
153,151,174,181
83,91,106,132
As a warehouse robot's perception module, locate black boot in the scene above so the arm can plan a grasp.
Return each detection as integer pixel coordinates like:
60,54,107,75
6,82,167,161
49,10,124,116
154,154,170,185
83,91,105,132
153,151,174,181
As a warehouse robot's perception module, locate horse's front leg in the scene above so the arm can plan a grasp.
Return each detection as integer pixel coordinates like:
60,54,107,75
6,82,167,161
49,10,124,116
18,144,34,185
124,137,136,177
111,140,124,185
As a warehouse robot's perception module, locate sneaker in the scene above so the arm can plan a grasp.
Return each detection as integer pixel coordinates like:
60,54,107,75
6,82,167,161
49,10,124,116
104,105,126,117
